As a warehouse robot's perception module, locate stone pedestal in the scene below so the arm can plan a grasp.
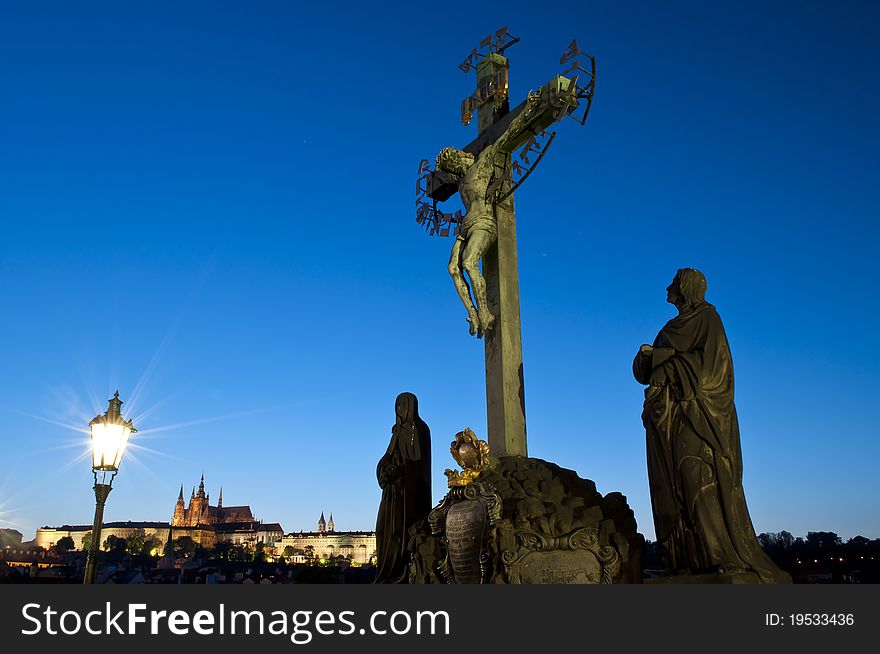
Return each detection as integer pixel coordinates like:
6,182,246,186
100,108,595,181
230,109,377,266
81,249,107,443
408,456,644,584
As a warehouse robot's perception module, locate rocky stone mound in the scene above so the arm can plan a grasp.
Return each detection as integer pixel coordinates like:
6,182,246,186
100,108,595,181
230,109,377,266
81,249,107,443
408,456,644,583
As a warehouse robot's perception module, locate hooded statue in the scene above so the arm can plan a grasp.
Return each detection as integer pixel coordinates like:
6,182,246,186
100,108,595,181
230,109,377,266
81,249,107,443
374,392,432,583
633,269,790,583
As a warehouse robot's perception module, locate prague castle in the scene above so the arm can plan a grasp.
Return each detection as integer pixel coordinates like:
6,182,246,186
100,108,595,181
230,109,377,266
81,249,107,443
37,476,282,551
34,476,374,563
172,474,254,527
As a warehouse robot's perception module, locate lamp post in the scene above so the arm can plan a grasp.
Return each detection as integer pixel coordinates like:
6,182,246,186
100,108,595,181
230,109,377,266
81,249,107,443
83,390,136,584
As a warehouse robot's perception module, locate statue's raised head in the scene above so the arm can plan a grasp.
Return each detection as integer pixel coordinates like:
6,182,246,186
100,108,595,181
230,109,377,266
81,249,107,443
436,147,475,178
667,268,708,310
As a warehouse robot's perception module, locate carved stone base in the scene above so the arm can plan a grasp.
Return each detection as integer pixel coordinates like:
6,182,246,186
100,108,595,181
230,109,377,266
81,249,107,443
645,572,760,584
408,456,645,584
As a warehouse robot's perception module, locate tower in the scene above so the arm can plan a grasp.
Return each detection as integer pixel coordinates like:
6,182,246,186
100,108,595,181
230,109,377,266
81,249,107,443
328,513,335,533
218,486,223,509
187,474,209,526
318,512,326,534
172,485,186,526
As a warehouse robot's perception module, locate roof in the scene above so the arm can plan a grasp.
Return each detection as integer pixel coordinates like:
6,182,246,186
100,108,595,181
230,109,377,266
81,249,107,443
45,521,172,531
260,523,283,532
282,531,375,538
214,521,284,534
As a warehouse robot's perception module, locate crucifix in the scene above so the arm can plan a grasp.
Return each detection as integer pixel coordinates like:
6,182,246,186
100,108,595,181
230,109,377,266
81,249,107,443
416,29,595,458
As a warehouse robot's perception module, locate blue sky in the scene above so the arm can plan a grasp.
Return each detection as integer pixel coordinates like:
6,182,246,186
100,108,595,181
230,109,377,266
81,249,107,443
1,0,877,542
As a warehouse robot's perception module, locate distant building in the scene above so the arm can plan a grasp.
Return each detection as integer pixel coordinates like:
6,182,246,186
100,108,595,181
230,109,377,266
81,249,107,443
173,475,255,527
0,528,23,548
172,476,281,547
275,513,376,564
1,538,61,570
35,476,282,551
215,521,284,547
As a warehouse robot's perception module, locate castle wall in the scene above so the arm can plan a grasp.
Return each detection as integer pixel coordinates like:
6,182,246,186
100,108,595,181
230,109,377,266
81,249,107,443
35,524,215,551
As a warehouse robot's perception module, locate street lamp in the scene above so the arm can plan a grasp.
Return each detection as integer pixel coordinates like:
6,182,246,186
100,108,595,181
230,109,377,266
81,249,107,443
83,390,136,584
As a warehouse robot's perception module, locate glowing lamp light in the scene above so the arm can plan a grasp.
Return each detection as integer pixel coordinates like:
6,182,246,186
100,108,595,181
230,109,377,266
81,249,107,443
83,390,136,584
89,391,136,476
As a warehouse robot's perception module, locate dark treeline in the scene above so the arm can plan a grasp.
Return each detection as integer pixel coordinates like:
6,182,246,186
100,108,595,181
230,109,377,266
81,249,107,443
644,531,880,583
757,531,879,583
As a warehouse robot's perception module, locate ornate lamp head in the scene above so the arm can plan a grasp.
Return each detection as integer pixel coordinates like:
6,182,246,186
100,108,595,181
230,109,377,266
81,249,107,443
88,390,136,485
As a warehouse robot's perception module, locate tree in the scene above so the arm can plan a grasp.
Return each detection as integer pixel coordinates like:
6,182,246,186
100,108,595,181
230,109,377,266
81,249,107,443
806,531,842,550
847,535,871,548
282,545,296,561
253,542,266,564
172,536,197,558
777,530,794,549
54,536,75,555
81,531,92,552
101,535,128,564
142,537,162,557
304,545,315,565
213,541,233,561
125,529,146,556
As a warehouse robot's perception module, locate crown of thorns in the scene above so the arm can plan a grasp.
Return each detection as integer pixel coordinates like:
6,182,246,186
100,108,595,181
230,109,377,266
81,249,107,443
436,147,474,169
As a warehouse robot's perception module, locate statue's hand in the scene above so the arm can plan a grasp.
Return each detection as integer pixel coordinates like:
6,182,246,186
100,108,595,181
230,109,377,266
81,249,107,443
525,90,542,113
640,344,653,355
650,366,669,387
378,460,396,488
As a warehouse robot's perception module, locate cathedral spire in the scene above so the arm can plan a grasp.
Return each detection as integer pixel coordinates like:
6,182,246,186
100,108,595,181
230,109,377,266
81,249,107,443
197,473,206,499
218,486,223,509
173,485,186,526
318,512,326,533
328,513,335,532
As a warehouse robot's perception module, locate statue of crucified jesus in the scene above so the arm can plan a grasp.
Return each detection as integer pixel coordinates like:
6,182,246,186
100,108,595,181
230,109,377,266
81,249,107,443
436,93,542,338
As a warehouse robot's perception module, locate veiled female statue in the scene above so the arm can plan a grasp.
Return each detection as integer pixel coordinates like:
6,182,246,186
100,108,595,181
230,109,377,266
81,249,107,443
633,268,790,583
374,392,432,583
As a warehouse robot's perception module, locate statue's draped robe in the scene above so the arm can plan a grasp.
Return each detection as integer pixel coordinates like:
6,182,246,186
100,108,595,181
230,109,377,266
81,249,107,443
374,394,431,583
633,303,790,583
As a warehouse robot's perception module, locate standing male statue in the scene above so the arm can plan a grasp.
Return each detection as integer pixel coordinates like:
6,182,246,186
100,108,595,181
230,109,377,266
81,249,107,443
437,93,542,338
632,268,790,583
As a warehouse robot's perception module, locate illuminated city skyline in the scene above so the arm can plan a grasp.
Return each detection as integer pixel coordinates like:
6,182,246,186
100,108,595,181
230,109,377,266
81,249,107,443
1,1,878,543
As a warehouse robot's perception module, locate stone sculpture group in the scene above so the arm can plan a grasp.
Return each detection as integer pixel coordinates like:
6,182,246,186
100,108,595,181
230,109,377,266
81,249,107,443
374,31,789,584
375,269,790,584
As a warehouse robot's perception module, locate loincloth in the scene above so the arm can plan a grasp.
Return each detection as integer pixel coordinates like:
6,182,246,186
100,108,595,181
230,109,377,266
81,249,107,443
459,213,497,240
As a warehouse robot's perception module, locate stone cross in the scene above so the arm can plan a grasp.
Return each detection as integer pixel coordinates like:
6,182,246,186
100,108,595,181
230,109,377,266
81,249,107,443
422,33,592,458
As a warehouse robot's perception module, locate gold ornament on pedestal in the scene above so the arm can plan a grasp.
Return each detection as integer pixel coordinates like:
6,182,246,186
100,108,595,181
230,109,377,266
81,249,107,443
444,428,491,487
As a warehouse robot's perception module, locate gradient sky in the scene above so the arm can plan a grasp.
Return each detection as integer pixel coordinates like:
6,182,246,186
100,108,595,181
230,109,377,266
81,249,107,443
1,0,877,543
